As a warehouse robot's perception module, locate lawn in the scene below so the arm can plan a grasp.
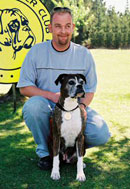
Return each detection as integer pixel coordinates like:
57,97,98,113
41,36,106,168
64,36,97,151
0,49,130,189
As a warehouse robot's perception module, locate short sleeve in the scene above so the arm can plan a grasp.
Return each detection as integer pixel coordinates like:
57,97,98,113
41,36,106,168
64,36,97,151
84,50,97,93
17,48,37,88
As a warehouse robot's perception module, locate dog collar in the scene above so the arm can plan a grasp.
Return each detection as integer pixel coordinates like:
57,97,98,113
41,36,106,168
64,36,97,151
56,103,79,112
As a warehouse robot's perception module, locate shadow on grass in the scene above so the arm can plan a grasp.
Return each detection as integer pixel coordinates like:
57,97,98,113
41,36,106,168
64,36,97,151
0,94,25,122
0,99,130,189
83,137,130,188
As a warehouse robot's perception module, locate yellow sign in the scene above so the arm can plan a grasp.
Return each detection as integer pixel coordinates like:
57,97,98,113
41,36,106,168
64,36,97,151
0,0,52,84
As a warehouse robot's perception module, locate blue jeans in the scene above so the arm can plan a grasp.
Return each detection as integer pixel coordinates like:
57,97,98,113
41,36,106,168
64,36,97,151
22,96,111,158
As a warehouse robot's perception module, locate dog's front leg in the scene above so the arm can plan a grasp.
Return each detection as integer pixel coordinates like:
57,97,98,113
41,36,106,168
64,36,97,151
76,135,86,182
51,136,60,180
51,154,60,180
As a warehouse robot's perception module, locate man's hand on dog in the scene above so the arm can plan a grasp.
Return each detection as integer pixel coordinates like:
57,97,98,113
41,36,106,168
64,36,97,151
52,92,60,103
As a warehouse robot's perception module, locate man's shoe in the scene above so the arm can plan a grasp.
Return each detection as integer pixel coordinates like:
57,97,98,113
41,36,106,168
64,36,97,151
38,156,52,170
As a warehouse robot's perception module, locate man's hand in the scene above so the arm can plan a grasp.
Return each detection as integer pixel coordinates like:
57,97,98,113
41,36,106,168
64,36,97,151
51,92,60,103
19,86,60,103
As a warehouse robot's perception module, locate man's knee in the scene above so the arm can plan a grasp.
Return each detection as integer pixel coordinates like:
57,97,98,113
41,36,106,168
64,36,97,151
22,96,52,118
85,120,111,147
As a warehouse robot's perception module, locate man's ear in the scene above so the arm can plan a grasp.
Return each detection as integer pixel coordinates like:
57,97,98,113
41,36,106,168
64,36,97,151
48,23,52,33
72,23,75,32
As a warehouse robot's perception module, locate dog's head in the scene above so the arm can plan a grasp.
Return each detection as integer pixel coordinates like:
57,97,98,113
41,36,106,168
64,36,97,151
55,74,86,98
0,8,36,59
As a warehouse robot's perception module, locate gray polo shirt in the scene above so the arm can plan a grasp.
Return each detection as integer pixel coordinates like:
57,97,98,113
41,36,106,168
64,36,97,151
17,40,97,93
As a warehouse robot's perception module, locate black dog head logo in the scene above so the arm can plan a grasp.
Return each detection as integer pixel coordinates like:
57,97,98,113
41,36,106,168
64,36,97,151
0,8,36,59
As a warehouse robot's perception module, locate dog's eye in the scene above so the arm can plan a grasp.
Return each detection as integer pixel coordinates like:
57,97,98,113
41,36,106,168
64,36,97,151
68,80,75,85
80,80,84,85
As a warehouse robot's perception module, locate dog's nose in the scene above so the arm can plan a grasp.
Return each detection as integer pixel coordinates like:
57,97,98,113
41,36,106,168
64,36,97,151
76,85,84,94
77,85,82,89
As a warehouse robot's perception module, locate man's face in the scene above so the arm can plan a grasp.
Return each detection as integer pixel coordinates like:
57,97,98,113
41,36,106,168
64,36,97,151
49,12,75,50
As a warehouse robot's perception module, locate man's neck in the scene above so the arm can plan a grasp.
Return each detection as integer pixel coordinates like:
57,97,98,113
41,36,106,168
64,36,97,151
51,40,70,52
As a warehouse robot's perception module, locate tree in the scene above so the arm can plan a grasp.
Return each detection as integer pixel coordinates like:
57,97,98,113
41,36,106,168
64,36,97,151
41,0,130,48
41,0,55,12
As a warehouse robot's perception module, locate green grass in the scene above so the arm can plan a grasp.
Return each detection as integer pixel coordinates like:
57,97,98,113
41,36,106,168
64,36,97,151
0,49,130,189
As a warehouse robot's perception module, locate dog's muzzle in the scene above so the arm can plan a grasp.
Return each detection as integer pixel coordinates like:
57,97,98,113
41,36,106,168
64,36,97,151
73,85,85,98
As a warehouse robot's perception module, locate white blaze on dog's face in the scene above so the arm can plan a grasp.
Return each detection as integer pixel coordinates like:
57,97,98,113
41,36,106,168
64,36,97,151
66,76,85,98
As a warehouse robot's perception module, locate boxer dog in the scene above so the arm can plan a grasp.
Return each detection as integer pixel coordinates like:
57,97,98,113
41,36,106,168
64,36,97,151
50,73,87,182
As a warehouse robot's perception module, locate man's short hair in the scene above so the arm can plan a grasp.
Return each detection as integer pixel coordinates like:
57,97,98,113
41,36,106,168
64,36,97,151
50,7,73,23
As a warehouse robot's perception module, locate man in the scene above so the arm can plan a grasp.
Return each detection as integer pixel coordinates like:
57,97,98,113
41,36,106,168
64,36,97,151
17,7,111,170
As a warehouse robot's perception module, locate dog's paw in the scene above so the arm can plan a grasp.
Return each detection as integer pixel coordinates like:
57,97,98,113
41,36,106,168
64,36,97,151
51,171,60,180
76,172,86,182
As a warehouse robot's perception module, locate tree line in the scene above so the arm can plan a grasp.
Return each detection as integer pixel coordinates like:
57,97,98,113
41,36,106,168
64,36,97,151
42,0,130,49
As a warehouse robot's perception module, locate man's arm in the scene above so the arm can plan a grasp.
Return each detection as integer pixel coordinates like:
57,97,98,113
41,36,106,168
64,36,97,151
80,92,94,107
79,92,94,120
20,86,60,103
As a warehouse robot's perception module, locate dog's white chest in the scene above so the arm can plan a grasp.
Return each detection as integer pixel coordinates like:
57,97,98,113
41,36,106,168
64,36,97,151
61,99,82,147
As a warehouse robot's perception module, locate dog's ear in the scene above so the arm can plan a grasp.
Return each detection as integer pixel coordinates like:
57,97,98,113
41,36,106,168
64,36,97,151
55,74,68,85
78,74,87,84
